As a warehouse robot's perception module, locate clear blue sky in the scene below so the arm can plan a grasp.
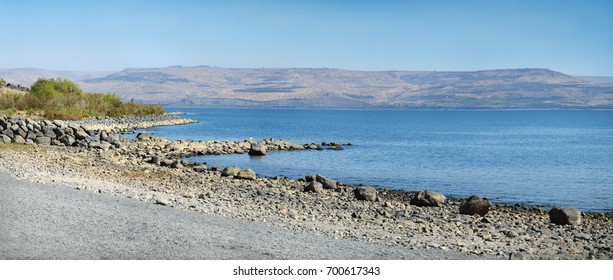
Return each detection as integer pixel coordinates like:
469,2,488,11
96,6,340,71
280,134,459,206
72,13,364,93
1,0,612,75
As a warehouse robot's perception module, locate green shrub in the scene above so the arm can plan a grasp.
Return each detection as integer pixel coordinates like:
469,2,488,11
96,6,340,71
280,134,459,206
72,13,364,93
1,77,164,120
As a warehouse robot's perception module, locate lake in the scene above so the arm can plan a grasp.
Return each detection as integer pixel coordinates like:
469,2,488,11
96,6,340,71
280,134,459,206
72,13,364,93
141,108,613,212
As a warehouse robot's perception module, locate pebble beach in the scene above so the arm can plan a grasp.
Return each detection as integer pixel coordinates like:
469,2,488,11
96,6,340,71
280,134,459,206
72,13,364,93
1,114,611,260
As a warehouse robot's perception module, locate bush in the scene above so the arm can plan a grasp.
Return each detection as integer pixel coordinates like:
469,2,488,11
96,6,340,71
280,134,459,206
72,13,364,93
2,77,164,120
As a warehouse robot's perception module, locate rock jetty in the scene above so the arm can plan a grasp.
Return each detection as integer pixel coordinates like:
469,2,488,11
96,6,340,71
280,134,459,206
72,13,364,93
67,114,197,132
1,115,122,150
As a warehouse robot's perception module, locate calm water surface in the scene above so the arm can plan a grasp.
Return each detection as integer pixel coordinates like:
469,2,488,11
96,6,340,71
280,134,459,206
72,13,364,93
142,108,613,212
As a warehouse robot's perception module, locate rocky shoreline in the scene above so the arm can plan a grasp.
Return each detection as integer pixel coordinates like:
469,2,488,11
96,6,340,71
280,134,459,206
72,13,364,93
0,116,611,260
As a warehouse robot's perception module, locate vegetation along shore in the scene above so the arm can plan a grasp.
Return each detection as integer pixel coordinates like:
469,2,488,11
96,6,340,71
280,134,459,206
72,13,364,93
1,77,611,260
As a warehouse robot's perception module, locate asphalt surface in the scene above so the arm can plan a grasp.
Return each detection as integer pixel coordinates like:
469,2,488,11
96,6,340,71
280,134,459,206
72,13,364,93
0,170,486,260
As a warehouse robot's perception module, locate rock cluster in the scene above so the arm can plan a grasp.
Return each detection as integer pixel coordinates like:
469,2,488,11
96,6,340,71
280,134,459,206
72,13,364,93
0,116,122,150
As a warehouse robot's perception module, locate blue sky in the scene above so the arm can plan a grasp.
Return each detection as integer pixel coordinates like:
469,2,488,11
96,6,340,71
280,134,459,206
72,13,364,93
1,0,612,75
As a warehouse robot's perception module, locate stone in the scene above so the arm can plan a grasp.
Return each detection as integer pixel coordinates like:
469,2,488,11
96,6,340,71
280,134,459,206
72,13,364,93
53,127,65,137
35,136,52,145
505,230,519,238
75,129,89,140
12,135,26,144
459,195,492,216
2,128,14,138
549,207,582,225
155,198,170,206
316,174,337,189
248,141,267,156
1,135,11,143
304,181,324,193
43,127,57,138
354,186,377,202
136,132,153,141
193,165,207,172
52,120,65,127
221,166,241,177
410,190,446,207
26,131,36,140
236,168,256,180
305,175,315,182
59,134,76,146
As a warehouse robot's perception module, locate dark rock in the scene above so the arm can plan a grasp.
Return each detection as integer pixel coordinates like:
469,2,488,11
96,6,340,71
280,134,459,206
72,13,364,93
549,207,582,225
459,195,492,216
170,159,183,169
59,134,76,146
222,166,241,177
305,175,315,182
53,127,65,137
248,141,267,156
136,132,153,141
316,174,337,189
304,181,324,193
410,190,446,207
236,168,256,180
75,129,89,140
354,186,377,202
148,156,162,165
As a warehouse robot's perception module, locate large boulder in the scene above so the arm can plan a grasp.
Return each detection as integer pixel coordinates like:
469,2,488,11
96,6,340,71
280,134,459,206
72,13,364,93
354,186,377,202
248,141,267,156
316,174,337,189
410,190,446,207
549,207,582,225
43,126,57,138
304,181,324,193
459,195,492,216
74,129,89,140
221,166,241,177
59,134,76,146
236,168,257,180
2,128,14,138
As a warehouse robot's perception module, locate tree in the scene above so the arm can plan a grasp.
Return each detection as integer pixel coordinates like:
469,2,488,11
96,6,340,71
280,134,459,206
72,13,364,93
0,78,5,88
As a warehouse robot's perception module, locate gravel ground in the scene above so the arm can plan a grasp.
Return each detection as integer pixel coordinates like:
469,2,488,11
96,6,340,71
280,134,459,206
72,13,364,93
0,170,488,260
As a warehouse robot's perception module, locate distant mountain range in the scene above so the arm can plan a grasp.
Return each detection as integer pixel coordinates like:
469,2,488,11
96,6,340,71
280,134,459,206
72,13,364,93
2,67,613,109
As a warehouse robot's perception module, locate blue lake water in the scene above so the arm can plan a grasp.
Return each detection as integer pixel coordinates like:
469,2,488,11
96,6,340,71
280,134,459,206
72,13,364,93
141,108,613,212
